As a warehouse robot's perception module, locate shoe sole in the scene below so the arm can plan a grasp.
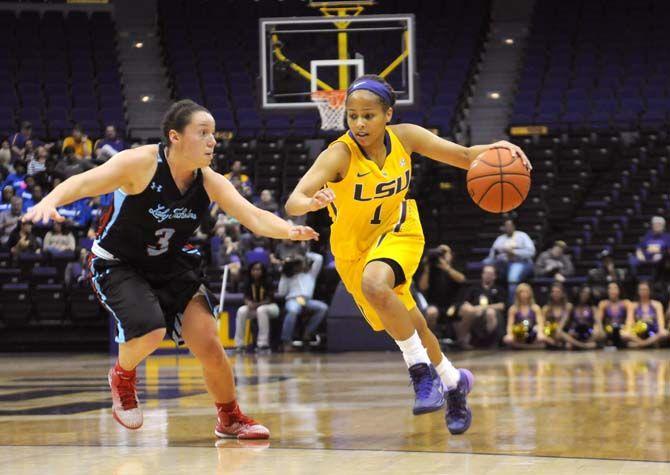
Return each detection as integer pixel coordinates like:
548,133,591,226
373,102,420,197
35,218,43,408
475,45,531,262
447,369,474,435
214,429,270,440
412,399,446,416
112,409,143,430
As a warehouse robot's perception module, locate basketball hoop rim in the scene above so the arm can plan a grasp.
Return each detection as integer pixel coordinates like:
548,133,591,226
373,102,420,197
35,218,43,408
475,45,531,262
311,90,347,108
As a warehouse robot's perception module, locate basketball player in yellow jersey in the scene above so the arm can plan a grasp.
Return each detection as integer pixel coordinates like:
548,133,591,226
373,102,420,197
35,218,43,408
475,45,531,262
286,75,531,434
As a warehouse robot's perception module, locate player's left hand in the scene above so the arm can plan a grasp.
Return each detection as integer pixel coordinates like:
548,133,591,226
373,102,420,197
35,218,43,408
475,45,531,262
288,225,319,241
490,140,532,171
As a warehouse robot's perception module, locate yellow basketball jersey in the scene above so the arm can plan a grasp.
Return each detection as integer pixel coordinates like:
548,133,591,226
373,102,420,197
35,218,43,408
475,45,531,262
326,127,414,259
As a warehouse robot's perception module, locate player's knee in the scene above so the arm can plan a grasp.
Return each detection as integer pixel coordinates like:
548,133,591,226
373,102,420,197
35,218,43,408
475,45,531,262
361,276,392,308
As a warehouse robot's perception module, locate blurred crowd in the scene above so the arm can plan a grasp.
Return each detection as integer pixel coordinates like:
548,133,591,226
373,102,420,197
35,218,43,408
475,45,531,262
416,217,670,351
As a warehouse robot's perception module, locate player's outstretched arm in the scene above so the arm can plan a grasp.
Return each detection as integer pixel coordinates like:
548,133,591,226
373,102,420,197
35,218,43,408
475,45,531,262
391,123,532,171
284,142,349,216
23,146,154,224
202,167,318,241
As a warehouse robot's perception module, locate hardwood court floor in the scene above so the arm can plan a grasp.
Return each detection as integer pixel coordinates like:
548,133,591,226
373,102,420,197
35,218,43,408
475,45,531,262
0,349,669,474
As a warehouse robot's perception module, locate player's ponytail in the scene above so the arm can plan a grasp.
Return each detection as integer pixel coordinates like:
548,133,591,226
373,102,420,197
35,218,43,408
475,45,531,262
161,99,210,146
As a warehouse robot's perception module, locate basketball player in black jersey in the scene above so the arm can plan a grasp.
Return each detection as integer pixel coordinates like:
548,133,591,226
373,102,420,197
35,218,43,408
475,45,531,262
24,100,318,439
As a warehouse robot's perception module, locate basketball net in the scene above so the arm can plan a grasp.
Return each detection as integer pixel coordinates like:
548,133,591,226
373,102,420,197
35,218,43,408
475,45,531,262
311,90,346,131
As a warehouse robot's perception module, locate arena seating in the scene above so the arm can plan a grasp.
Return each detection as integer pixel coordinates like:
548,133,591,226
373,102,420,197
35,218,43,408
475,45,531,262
510,0,670,131
0,10,125,138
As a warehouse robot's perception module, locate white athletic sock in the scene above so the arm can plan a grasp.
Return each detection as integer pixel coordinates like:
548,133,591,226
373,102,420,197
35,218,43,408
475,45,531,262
395,331,430,367
435,354,461,390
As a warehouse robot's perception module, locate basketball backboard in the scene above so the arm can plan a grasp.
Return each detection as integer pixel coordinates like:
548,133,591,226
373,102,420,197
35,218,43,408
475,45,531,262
259,12,416,110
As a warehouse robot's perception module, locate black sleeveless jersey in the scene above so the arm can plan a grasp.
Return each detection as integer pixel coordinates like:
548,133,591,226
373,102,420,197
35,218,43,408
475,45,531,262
93,144,210,271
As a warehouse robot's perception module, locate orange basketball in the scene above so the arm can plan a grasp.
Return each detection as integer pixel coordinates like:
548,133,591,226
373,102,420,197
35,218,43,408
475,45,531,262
466,147,531,213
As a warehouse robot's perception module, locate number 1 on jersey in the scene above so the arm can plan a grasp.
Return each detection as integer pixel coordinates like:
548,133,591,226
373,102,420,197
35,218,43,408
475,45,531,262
147,228,175,256
370,204,382,225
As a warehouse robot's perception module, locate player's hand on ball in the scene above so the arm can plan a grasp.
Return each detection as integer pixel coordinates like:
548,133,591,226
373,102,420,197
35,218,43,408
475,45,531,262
22,201,65,225
490,140,532,171
288,225,319,241
310,188,335,211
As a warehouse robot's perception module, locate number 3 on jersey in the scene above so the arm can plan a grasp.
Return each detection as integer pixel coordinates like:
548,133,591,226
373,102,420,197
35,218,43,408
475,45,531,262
147,228,175,256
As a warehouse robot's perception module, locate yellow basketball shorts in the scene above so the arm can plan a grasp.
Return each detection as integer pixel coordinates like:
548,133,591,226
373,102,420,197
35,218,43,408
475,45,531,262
333,200,425,331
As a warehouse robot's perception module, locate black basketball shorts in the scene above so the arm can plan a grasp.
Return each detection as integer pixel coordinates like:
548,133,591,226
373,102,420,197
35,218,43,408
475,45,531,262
89,250,216,344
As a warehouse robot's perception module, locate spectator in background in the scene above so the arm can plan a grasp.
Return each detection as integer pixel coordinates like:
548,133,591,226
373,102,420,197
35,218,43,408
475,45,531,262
22,140,35,164
587,249,626,300
17,174,34,205
416,244,465,333
65,248,91,288
541,282,571,348
560,285,601,350
534,240,574,282
273,236,307,261
234,262,280,353
8,220,41,258
652,251,670,305
27,145,48,176
0,139,11,169
624,281,669,348
0,196,23,248
210,203,243,240
218,235,242,289
10,121,32,161
55,146,94,179
57,198,93,230
278,251,328,352
595,282,630,348
0,185,14,212
224,160,253,199
633,216,670,268
256,189,278,213
94,124,127,161
22,184,43,212
86,195,107,238
62,124,92,159
503,283,545,349
484,219,536,303
457,265,506,349
43,221,76,254
3,162,27,193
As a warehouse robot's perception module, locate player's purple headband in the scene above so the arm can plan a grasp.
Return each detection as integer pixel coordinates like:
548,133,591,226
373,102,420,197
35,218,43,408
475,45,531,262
346,79,395,106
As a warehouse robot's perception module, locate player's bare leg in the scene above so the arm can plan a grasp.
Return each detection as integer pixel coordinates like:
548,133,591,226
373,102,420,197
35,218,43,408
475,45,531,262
361,261,416,340
182,296,269,439
118,328,166,370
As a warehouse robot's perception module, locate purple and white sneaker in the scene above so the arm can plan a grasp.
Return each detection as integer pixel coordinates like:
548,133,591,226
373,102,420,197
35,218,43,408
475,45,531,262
445,369,474,434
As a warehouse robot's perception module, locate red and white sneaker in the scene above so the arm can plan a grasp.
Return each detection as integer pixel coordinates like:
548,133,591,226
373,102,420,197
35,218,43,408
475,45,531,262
108,364,143,430
215,402,270,440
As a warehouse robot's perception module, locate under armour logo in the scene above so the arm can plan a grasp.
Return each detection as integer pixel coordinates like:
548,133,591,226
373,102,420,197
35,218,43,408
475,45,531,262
400,158,406,167
150,182,162,193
